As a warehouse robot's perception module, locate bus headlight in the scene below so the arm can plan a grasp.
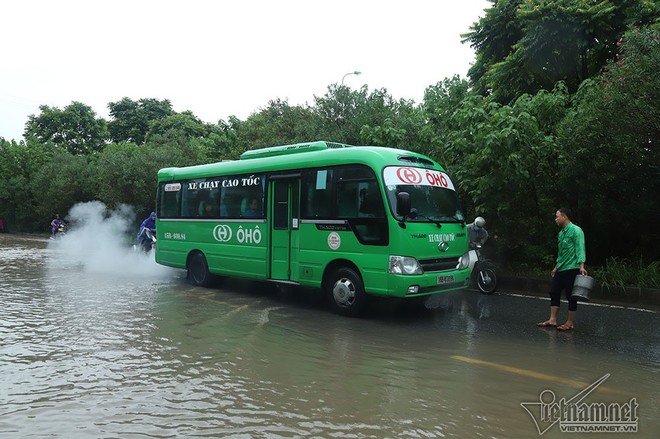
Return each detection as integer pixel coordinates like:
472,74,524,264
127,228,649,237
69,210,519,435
456,252,470,270
388,255,423,275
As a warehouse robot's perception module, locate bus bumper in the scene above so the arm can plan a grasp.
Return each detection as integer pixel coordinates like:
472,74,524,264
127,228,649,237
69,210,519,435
388,269,471,298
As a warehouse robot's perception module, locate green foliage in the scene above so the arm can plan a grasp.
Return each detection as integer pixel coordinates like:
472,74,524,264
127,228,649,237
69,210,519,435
557,25,660,263
359,100,423,149
313,85,412,146
107,97,173,145
24,102,108,154
0,138,58,230
463,0,524,97
146,111,209,142
420,76,474,160
29,151,96,224
464,0,659,102
591,257,660,290
94,139,205,218
236,98,323,150
435,84,571,266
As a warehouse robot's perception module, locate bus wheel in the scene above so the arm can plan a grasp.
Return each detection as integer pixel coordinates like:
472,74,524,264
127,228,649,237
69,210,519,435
188,252,212,287
326,267,367,317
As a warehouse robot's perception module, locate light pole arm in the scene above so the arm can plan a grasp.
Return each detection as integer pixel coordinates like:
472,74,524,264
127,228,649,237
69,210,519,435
341,70,362,85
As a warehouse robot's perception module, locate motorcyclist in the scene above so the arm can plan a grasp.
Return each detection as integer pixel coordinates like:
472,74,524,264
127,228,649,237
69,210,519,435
136,211,156,249
50,214,64,238
467,216,489,249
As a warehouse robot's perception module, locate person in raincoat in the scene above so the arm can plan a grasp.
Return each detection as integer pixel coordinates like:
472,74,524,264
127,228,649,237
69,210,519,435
136,211,156,248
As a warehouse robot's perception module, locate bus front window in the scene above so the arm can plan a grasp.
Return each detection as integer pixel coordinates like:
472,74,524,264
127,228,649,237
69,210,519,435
386,184,464,222
382,166,464,223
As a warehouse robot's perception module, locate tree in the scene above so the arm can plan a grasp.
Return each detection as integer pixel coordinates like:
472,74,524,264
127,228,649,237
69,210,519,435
313,85,417,148
29,151,95,221
463,0,524,97
146,111,210,141
441,85,571,266
464,0,659,102
558,25,660,262
0,138,58,230
107,97,173,145
200,117,242,162
24,102,108,154
235,98,323,150
420,76,473,160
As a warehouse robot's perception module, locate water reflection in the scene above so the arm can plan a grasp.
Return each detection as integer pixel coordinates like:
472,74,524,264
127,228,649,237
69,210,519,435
1,233,659,438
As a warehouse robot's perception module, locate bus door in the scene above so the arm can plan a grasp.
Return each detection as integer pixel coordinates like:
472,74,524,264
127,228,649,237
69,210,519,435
269,176,300,281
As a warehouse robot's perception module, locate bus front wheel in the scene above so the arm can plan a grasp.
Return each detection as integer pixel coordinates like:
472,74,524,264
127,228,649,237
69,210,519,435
188,252,212,287
326,267,367,317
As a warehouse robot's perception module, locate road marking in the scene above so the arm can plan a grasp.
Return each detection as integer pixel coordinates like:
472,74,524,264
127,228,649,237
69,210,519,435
450,355,630,396
502,292,658,314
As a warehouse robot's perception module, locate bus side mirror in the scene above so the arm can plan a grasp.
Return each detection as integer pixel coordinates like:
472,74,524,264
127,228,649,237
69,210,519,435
396,192,411,217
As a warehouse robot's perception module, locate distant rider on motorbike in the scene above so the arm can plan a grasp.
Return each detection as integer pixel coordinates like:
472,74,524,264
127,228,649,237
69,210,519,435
467,216,489,249
467,216,498,294
136,211,156,249
50,214,64,238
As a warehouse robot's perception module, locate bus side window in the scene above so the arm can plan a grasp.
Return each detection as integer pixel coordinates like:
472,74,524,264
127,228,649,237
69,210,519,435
338,185,358,218
158,183,180,218
302,169,333,218
358,182,384,218
197,191,209,216
182,191,196,217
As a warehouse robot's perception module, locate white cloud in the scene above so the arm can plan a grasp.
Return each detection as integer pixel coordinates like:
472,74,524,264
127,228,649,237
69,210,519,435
0,0,488,141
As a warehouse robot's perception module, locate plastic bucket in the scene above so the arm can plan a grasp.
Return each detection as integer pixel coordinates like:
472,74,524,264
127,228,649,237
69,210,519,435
571,275,594,302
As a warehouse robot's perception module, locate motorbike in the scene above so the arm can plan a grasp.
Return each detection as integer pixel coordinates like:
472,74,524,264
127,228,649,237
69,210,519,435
50,223,66,240
468,244,498,294
134,227,157,253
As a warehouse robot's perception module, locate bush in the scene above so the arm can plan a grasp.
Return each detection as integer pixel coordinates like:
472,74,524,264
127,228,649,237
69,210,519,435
591,257,660,290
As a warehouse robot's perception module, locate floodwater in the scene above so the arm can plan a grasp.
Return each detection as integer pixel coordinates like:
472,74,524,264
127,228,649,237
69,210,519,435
1,233,659,438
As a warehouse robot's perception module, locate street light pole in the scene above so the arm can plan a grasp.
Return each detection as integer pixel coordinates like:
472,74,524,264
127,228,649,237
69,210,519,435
341,70,362,85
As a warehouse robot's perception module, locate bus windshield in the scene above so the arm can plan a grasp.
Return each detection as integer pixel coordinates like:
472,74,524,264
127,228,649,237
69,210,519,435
383,166,465,222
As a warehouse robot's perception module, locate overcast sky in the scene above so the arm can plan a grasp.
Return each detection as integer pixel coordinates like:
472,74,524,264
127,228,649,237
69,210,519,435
0,0,489,142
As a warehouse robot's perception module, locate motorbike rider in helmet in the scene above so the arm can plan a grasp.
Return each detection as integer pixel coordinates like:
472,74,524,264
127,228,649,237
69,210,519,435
467,216,489,249
136,211,156,251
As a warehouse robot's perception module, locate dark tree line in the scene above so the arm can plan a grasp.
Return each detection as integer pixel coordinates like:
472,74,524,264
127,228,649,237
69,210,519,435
1,2,658,277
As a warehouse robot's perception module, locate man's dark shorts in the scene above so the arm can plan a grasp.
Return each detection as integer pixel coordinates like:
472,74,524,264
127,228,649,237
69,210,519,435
550,268,579,311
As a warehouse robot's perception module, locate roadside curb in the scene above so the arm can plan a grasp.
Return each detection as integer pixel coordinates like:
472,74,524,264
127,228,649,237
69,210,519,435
499,276,660,308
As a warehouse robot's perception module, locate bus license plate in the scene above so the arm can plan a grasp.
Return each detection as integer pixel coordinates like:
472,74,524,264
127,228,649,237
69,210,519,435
437,275,454,285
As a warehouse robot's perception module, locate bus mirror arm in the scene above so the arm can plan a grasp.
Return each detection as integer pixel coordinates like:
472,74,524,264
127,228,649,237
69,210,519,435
396,192,411,228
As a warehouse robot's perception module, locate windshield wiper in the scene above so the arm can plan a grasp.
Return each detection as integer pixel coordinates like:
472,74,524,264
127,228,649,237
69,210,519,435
444,214,466,225
453,215,466,227
408,208,442,228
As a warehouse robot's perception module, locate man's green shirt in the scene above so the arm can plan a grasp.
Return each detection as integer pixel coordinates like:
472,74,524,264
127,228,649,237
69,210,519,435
556,222,586,271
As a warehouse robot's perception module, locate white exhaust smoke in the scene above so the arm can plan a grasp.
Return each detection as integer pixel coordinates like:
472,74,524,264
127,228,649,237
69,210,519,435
48,201,174,279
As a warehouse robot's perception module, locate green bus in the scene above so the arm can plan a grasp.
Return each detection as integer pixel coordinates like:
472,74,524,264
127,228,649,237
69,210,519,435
155,141,471,316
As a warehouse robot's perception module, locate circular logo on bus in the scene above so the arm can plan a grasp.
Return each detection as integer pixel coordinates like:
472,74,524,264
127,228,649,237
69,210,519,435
396,167,422,184
327,232,341,250
213,224,233,242
438,241,450,252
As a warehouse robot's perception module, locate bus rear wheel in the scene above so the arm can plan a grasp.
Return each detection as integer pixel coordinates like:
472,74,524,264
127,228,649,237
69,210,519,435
326,267,367,317
188,252,212,287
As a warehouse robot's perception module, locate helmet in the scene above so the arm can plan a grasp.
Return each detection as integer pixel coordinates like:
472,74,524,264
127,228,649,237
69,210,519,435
474,216,486,227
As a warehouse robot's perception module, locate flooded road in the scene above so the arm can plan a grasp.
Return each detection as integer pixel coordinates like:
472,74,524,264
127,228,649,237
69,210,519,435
1,233,658,438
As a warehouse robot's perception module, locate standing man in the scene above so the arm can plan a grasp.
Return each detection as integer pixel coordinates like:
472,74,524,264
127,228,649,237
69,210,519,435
537,208,587,331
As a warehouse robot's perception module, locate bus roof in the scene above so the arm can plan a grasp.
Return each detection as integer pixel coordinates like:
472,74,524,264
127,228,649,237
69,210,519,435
157,141,440,180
